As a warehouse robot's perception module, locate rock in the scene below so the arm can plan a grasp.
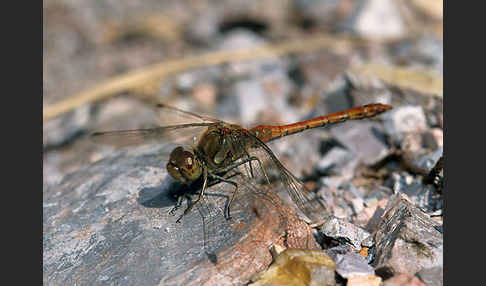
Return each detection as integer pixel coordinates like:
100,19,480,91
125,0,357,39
392,36,443,73
43,144,320,285
292,0,352,30
43,106,91,148
383,106,427,144
331,121,390,166
362,199,389,233
228,60,296,125
415,266,443,286
318,178,371,220
319,216,371,249
326,244,353,261
372,194,443,276
315,147,357,177
250,249,337,286
335,252,374,279
297,52,352,94
175,66,223,93
414,147,443,171
190,83,218,108
382,273,427,286
388,172,442,213
343,0,406,39
233,78,267,124
422,128,443,149
92,97,160,131
347,275,382,286
185,13,220,45
215,30,286,78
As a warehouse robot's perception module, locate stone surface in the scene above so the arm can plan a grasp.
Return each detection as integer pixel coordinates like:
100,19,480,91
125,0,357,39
372,194,443,276
43,106,91,148
335,252,374,279
382,273,427,286
315,147,357,177
331,121,390,166
319,216,370,249
415,266,443,286
344,0,406,39
383,106,427,144
250,249,337,286
347,275,382,286
414,147,443,171
388,172,442,213
43,144,319,286
215,30,285,78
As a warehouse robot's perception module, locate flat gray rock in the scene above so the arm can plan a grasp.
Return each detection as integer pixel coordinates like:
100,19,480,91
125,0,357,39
335,252,375,279
43,144,319,286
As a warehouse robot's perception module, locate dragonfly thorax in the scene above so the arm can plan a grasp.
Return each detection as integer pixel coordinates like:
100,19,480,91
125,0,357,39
197,125,249,169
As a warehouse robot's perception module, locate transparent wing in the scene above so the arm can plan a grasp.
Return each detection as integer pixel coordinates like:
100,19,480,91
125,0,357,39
154,103,222,126
244,134,330,223
91,123,215,147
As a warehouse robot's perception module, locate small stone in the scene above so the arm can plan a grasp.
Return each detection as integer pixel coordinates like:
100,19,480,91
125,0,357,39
185,13,219,45
423,128,443,149
326,244,353,261
319,216,371,249
216,30,285,78
415,266,443,286
383,106,428,144
414,147,443,171
382,273,427,286
347,274,382,286
343,0,406,39
233,79,267,124
43,105,91,148
250,249,337,286
175,66,223,93
392,36,443,73
389,172,442,212
335,252,375,279
293,0,352,30
191,83,217,108
361,236,374,248
373,194,443,275
315,147,357,176
331,121,390,166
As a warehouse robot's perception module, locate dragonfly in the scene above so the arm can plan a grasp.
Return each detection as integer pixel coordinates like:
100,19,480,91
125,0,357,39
91,103,392,224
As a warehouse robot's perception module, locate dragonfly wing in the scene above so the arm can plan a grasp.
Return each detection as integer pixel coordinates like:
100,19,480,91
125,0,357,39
154,103,222,126
91,123,215,147
244,135,330,223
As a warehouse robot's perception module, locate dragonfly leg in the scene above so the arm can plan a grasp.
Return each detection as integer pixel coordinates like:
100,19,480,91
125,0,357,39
176,167,209,223
243,150,255,179
168,195,185,216
209,173,238,220
248,156,270,185
214,156,270,186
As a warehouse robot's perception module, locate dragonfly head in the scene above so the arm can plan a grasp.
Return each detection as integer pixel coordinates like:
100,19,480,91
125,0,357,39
167,146,202,184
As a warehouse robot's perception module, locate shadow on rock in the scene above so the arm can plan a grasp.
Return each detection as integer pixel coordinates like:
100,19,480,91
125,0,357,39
137,177,186,208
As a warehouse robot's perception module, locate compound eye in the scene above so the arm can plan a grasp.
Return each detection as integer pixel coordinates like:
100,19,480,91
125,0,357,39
167,147,202,184
185,156,194,168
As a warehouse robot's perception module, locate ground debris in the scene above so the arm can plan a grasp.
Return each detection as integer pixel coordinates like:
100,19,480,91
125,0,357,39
250,249,337,286
372,194,443,277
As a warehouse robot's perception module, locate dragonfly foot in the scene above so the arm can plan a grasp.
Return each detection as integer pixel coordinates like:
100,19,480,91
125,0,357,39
168,206,179,216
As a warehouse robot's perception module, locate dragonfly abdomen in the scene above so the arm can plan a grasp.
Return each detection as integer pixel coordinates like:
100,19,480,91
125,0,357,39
250,103,392,142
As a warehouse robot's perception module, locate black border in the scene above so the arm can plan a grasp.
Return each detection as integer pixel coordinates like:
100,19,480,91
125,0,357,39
4,0,42,284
